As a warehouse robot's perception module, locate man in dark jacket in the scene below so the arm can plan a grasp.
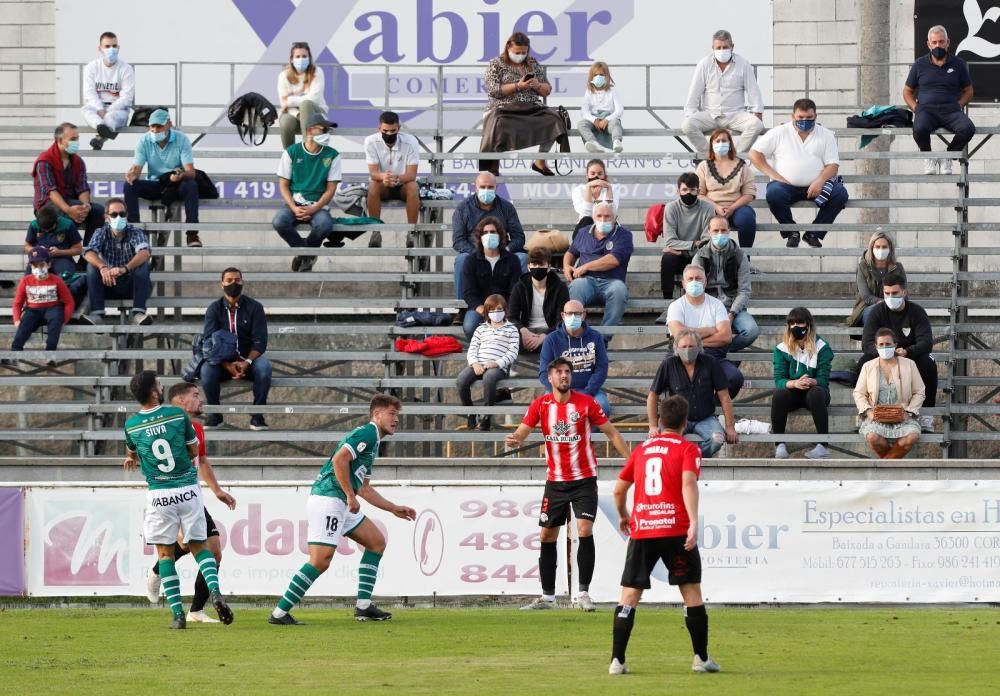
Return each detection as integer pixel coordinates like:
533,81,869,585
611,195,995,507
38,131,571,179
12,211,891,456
461,218,521,338
538,300,611,414
508,247,569,352
452,171,527,300
860,271,936,432
200,267,271,430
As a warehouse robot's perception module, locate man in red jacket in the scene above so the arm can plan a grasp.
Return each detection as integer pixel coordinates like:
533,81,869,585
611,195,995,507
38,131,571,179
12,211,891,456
6,247,74,364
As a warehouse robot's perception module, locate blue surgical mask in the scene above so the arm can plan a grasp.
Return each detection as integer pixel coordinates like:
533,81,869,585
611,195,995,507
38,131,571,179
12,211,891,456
712,140,731,157
711,234,730,249
685,280,705,298
103,47,119,64
65,140,80,155
877,345,896,360
596,221,613,234
590,75,607,89
477,188,496,205
564,315,583,332
152,130,167,143
794,119,816,132
292,57,310,72
482,232,500,250
110,215,128,232
884,295,905,311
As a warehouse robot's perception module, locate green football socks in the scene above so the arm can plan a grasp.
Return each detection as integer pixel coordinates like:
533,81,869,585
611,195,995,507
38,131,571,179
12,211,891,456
159,559,183,618
356,550,382,609
274,563,321,617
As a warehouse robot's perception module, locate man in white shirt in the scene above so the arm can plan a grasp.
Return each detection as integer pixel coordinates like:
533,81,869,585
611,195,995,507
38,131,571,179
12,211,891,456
666,264,743,398
681,29,765,156
81,31,134,150
364,110,420,226
748,98,848,249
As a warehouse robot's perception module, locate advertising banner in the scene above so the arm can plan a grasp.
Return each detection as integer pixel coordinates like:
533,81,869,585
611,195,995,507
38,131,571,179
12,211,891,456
22,481,1000,602
0,488,25,596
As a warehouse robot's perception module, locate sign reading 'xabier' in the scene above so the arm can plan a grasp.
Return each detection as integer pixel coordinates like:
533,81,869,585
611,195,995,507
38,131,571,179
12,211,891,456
915,0,1000,102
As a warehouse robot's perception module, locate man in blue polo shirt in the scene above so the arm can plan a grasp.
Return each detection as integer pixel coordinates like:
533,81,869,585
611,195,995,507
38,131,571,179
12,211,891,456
124,108,202,247
562,200,632,327
903,25,975,176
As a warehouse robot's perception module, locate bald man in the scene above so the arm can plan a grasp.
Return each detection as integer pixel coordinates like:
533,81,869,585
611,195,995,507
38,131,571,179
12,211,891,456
538,299,611,415
452,171,527,301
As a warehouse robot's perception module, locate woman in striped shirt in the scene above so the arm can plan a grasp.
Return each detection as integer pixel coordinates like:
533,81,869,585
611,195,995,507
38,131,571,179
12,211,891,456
456,294,520,431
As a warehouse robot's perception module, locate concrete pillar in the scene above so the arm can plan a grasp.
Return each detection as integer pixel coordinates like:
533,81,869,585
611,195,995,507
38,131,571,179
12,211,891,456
855,0,891,241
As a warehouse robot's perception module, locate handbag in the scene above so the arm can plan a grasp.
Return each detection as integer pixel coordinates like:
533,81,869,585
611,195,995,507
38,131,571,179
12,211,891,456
525,228,569,254
872,405,906,424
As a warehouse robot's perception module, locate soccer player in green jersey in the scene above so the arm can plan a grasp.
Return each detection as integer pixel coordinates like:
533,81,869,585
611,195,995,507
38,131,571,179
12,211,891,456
269,394,416,625
123,370,234,629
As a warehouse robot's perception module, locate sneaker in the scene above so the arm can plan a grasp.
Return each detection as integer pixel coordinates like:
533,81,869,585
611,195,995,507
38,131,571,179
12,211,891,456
459,415,477,431
203,414,223,428
169,614,187,630
368,230,383,248
692,655,721,672
802,232,823,248
249,415,269,431
919,415,934,433
71,297,90,321
354,603,392,621
131,312,153,326
520,597,556,610
612,139,623,153
804,443,831,459
298,256,317,272
1,358,16,368
209,590,234,625
575,591,596,612
145,568,161,603
608,658,628,675
187,610,219,624
89,137,103,151
186,231,203,248
749,264,761,275
291,255,302,272
774,443,790,459
785,233,800,248
96,123,117,140
939,158,953,175
477,415,493,432
923,158,938,175
585,141,602,153
268,612,304,625
81,313,105,325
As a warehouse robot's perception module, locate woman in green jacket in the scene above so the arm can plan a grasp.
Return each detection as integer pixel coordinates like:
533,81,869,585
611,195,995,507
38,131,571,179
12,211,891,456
772,307,835,459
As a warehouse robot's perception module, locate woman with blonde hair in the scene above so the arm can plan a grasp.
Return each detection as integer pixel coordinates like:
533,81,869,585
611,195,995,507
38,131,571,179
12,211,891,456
277,41,328,149
577,61,624,153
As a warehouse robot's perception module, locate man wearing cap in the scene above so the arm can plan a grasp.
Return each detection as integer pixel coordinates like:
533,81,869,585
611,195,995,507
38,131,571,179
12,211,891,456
124,108,202,247
7,247,75,361
273,113,344,273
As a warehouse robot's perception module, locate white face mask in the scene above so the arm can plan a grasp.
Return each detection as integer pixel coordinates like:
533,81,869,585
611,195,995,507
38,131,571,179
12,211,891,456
884,295,905,311
873,247,890,261
714,48,733,63
31,266,49,279
488,310,505,323
877,345,896,360
508,51,527,64
312,132,330,146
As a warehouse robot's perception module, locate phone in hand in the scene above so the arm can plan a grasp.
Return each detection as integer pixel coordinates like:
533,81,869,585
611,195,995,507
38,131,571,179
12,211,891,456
523,73,535,80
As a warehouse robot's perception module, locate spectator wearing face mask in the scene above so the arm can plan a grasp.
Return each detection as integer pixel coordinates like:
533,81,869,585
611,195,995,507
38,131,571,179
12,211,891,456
539,300,611,415
277,41,328,150
859,271,936,433
6,247,74,362
461,217,522,339
80,197,152,326
81,31,134,150
365,110,420,226
749,98,848,248
692,216,759,353
452,171,527,303
456,294,520,432
508,247,570,353
646,328,736,458
564,201,633,329
661,172,714,300
771,307,834,460
571,159,620,238
848,231,906,327
32,122,105,248
696,128,757,249
577,61,624,154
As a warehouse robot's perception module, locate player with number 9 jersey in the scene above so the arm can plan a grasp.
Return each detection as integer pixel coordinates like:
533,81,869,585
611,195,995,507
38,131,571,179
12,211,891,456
124,404,199,490
619,432,701,539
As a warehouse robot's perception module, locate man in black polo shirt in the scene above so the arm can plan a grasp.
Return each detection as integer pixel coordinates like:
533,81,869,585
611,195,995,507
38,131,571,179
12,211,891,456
903,24,975,176
646,328,736,458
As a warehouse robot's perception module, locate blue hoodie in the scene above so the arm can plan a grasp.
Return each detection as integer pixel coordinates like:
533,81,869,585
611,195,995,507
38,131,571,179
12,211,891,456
538,321,608,396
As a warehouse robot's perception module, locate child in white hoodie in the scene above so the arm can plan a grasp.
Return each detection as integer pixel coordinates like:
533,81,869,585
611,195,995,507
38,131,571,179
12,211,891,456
577,61,624,153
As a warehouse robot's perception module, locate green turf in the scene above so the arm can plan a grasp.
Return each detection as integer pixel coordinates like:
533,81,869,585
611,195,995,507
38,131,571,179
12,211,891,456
2,606,999,694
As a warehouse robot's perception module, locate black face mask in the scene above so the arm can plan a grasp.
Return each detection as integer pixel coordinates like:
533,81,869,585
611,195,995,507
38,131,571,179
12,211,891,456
223,283,243,298
790,325,808,340
530,267,549,281
381,132,398,145
930,46,947,60
679,192,698,206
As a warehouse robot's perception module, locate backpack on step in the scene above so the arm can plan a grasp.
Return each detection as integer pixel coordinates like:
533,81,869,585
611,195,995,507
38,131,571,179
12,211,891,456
227,92,278,146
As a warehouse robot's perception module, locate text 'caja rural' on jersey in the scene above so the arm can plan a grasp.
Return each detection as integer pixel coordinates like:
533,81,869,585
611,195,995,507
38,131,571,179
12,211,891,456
124,405,199,490
311,422,380,501
522,390,608,482
619,433,702,539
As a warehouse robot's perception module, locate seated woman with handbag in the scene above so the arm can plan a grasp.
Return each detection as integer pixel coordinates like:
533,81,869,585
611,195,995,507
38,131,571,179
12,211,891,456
853,327,925,459
479,31,568,177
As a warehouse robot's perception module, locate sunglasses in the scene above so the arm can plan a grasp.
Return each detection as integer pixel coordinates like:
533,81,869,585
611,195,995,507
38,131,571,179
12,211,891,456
108,211,127,218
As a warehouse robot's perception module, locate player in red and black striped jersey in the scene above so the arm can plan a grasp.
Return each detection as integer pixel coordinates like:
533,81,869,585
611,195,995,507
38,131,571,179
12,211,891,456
146,382,236,622
506,356,630,611
608,395,720,675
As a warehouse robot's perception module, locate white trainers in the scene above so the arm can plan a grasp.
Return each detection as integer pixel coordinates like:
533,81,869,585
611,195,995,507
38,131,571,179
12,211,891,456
575,591,596,612
585,141,603,153
923,158,939,175
608,658,629,675
520,597,556,610
612,139,623,153
774,443,790,459
919,415,935,432
804,443,831,459
145,568,161,604
938,158,953,175
187,610,220,623
692,655,721,672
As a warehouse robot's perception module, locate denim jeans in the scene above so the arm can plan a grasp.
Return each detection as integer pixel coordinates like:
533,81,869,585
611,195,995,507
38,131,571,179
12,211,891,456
686,415,725,458
456,365,509,406
728,205,757,249
765,180,848,240
568,276,628,326
12,306,64,350
86,262,152,315
454,251,528,301
729,310,760,353
199,356,273,414
272,207,333,247
589,390,612,417
64,198,105,247
704,346,744,398
124,179,199,224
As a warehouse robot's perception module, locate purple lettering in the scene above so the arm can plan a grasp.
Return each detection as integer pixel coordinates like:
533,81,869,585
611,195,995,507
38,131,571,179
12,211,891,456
354,11,405,62
388,76,400,94
416,0,468,63
455,77,469,94
297,520,309,555
477,0,502,61
566,11,612,62
264,519,295,555
513,11,558,62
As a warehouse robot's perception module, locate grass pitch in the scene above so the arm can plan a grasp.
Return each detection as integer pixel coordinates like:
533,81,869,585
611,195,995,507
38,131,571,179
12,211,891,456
2,605,999,694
